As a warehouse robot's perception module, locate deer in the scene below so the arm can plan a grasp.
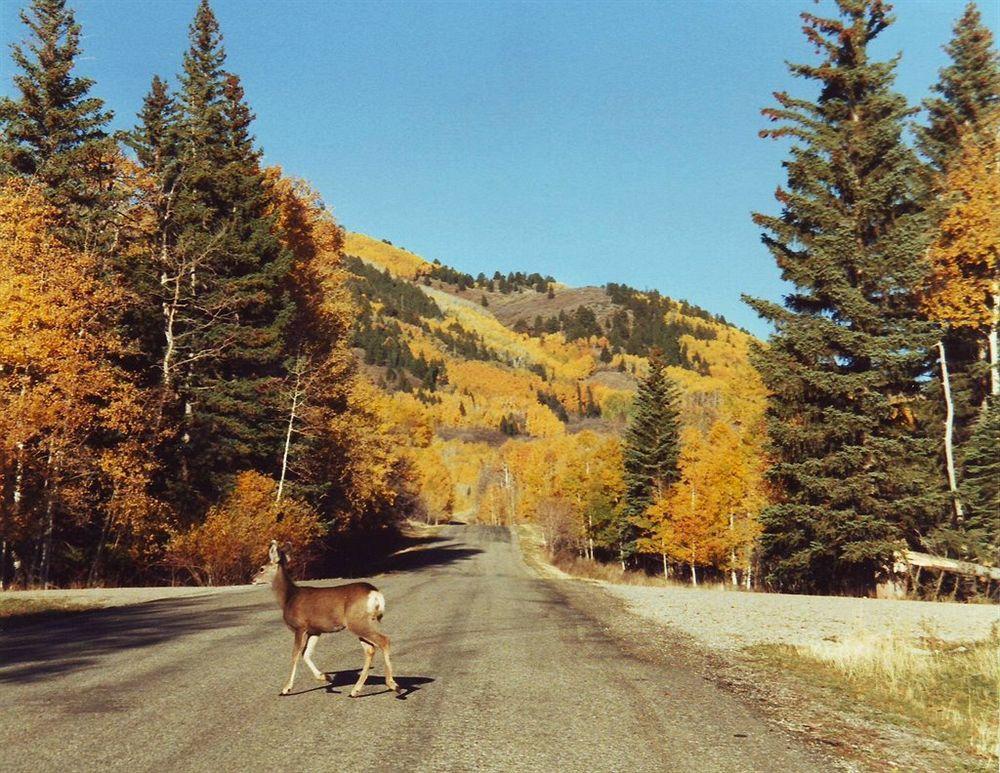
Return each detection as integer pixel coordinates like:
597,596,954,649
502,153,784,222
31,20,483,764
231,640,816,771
252,540,402,698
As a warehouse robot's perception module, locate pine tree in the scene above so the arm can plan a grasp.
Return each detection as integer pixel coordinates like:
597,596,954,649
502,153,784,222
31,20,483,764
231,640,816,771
744,0,943,594
146,0,296,505
0,0,117,248
620,357,681,563
917,2,999,173
959,400,999,564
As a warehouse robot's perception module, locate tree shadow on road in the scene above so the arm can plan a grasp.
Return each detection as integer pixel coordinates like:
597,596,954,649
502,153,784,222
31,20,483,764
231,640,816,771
378,543,482,575
0,594,267,685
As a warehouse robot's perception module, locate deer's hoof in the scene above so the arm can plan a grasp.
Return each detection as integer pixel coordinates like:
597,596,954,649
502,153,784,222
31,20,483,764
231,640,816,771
388,682,402,693
280,688,291,696
349,689,360,698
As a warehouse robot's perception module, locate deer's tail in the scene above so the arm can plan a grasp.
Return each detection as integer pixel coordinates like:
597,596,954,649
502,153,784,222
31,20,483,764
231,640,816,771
367,590,385,621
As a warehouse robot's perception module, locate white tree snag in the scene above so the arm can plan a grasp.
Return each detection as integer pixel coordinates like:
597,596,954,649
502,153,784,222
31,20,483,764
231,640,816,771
276,364,304,503
937,341,964,523
989,290,999,397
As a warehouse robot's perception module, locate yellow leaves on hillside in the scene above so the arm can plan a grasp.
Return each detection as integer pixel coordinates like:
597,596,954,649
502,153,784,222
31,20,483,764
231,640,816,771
921,116,1000,331
423,287,595,381
343,231,430,279
408,441,455,524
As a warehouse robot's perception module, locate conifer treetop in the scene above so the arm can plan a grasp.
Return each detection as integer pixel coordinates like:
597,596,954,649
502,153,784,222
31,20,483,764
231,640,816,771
919,2,1000,170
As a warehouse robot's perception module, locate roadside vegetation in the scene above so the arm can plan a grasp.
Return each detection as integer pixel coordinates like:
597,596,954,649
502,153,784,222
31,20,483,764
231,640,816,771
751,629,1000,769
0,596,103,622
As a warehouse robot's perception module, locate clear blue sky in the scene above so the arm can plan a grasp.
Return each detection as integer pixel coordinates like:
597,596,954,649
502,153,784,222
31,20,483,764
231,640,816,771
1,0,994,336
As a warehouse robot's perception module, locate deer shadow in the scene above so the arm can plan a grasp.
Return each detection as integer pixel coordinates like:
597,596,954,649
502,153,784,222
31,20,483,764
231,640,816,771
285,669,433,700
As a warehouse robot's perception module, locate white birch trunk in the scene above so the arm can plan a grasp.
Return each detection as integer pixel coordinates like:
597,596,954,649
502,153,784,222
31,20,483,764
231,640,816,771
690,561,698,587
729,512,738,586
989,290,999,397
276,367,303,503
938,341,964,523
39,446,58,588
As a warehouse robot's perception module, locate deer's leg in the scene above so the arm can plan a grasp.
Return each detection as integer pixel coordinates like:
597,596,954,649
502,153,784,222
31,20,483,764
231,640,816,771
281,629,306,696
349,640,376,698
302,635,327,682
368,631,402,694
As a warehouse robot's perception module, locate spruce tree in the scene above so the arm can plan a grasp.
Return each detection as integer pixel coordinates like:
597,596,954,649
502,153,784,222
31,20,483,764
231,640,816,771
156,0,295,505
917,2,999,173
744,0,943,594
0,0,116,246
620,357,681,563
958,400,999,565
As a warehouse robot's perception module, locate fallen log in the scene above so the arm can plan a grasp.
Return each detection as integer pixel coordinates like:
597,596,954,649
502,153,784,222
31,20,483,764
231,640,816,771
901,550,1000,581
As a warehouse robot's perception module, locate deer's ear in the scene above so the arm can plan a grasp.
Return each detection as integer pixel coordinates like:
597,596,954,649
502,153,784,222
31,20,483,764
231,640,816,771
268,540,280,564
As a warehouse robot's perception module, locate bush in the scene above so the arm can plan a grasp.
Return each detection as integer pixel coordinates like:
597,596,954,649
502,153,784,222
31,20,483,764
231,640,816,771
166,472,325,585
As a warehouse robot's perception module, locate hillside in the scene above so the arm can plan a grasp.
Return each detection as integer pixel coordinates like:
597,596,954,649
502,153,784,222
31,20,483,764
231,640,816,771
340,231,767,524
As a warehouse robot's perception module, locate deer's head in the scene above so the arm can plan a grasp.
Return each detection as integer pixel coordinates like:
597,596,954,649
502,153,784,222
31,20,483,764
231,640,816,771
251,540,286,585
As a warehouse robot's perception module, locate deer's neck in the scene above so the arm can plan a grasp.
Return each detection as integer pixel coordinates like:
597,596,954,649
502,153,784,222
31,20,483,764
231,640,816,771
271,564,297,608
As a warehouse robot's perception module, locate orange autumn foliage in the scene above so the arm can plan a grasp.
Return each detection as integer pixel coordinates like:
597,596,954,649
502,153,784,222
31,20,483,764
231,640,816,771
165,471,324,586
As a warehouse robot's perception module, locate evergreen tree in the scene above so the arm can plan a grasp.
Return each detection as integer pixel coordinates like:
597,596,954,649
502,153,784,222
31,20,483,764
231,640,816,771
0,0,117,248
958,399,999,565
620,357,681,563
745,0,943,594
156,0,295,504
917,2,999,173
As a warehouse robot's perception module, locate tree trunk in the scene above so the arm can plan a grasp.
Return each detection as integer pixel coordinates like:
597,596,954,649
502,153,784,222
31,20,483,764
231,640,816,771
728,512,737,585
87,487,117,588
690,559,698,587
938,341,964,523
39,447,58,588
277,365,303,503
989,290,999,397
662,552,668,578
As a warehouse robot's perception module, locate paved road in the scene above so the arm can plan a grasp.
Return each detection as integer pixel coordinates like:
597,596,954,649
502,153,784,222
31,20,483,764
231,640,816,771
0,525,829,772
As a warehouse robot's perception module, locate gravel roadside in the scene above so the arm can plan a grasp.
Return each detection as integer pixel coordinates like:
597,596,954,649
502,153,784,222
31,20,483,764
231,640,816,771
600,582,999,650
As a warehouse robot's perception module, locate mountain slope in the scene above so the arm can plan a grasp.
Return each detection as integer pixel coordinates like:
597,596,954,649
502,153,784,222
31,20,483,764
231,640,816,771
339,231,766,523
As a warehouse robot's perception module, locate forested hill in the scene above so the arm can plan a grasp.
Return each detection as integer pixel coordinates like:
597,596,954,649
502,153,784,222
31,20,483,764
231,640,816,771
337,231,767,530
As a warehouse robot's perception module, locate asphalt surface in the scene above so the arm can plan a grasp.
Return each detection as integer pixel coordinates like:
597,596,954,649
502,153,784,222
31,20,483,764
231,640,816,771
0,525,829,772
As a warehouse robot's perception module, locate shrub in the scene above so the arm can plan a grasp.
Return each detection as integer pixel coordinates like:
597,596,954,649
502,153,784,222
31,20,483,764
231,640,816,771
166,472,325,586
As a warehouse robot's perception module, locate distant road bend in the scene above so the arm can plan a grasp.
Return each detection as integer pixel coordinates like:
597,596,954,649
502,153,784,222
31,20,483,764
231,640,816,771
0,525,827,772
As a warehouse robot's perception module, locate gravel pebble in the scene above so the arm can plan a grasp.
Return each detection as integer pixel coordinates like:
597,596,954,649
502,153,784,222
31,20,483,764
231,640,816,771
600,582,1000,650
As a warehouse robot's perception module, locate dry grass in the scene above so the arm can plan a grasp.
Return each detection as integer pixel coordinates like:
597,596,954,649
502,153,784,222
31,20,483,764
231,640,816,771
755,625,1000,766
0,595,103,621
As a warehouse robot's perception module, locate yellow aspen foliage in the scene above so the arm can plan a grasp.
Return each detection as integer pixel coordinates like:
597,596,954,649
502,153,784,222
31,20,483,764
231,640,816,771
644,419,765,581
409,442,455,524
343,231,430,279
921,114,1000,331
0,180,153,581
525,403,566,438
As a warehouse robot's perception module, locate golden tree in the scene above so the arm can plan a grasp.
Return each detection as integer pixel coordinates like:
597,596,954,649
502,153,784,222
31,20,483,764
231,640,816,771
0,180,151,586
